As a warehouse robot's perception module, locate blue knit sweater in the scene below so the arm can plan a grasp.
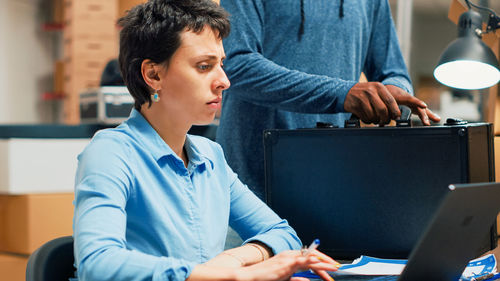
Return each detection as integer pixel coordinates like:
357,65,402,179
217,0,412,200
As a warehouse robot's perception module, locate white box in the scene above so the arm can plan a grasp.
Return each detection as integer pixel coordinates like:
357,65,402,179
0,138,90,194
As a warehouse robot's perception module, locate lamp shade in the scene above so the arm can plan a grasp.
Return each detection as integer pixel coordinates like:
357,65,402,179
434,10,500,90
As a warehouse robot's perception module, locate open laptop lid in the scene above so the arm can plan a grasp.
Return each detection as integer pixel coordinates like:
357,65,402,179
399,182,500,281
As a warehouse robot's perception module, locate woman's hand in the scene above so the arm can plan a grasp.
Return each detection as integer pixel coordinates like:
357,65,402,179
236,250,340,281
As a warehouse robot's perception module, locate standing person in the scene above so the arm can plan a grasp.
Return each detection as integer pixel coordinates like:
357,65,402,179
72,0,340,280
217,0,441,200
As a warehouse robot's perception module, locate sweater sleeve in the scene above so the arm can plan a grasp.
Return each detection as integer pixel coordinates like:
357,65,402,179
363,0,413,94
73,135,196,281
221,0,356,114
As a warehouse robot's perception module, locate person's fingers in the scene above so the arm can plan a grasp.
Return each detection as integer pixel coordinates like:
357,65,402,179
354,95,377,123
413,107,430,126
293,255,338,274
384,85,426,109
290,277,311,281
311,250,340,266
426,108,441,123
385,85,441,125
347,83,444,124
313,269,335,281
376,84,400,120
308,261,340,272
367,91,390,125
344,83,379,123
350,93,374,123
412,107,440,125
394,93,427,109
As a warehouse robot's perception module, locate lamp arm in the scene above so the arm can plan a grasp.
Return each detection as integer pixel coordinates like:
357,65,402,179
465,0,472,9
464,0,500,34
464,0,496,16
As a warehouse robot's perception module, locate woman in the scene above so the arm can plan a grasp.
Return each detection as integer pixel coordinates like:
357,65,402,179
73,0,339,280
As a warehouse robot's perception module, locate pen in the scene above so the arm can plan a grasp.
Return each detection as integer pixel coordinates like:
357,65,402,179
301,239,320,256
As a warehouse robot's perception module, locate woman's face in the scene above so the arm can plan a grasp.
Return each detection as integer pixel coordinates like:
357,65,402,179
158,27,230,126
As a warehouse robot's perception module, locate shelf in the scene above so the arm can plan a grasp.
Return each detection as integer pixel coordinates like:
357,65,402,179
42,92,65,100
42,22,64,31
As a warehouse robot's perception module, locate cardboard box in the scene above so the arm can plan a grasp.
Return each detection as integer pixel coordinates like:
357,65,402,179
64,40,117,68
0,194,74,254
0,253,29,281
54,60,65,94
65,19,118,40
63,0,118,124
63,28,116,43
0,138,90,194
118,0,146,18
65,0,116,22
53,0,64,24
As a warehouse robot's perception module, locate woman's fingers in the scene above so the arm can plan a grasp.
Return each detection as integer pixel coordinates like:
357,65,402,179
290,277,311,281
310,249,340,266
314,269,335,281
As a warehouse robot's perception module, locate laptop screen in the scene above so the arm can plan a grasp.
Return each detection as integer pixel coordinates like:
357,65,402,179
399,183,500,281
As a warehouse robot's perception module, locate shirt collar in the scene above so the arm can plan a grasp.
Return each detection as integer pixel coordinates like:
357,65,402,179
125,109,214,169
184,135,214,170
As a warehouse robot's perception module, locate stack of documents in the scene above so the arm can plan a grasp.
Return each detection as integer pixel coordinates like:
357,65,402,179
336,255,497,279
294,254,497,280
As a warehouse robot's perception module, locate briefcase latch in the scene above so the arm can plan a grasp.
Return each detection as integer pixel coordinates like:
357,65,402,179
344,118,361,128
396,105,412,127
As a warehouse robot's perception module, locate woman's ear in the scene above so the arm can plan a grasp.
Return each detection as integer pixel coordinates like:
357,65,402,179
141,59,162,90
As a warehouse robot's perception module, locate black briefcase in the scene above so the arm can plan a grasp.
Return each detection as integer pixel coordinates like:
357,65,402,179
264,119,497,259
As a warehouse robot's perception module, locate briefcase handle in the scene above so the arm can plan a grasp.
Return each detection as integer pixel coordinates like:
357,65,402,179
344,105,412,128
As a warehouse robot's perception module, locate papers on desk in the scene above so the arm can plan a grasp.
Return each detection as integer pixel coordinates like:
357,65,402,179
460,255,498,281
334,256,406,275
331,254,497,280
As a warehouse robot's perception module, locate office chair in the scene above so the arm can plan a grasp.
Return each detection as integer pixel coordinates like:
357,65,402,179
26,236,75,281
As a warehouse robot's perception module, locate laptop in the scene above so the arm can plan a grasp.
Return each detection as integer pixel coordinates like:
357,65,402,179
398,182,500,281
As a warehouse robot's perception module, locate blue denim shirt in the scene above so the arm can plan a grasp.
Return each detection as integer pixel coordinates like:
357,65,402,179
73,109,301,281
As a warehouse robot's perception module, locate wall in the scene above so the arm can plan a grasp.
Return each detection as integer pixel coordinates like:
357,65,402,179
0,0,56,124
410,10,457,89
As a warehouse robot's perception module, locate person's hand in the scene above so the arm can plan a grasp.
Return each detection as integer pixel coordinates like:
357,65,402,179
385,85,440,125
236,250,340,281
344,82,440,126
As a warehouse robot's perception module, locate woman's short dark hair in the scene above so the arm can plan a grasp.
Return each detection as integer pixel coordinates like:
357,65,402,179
118,0,230,110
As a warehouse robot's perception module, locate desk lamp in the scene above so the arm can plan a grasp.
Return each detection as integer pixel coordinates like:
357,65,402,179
433,0,500,90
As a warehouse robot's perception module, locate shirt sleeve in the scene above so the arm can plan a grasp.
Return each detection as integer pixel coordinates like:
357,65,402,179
363,0,413,94
221,0,356,114
73,134,196,281
220,148,302,254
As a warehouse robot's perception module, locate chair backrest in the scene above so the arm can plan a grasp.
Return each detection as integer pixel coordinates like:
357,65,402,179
26,236,75,281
